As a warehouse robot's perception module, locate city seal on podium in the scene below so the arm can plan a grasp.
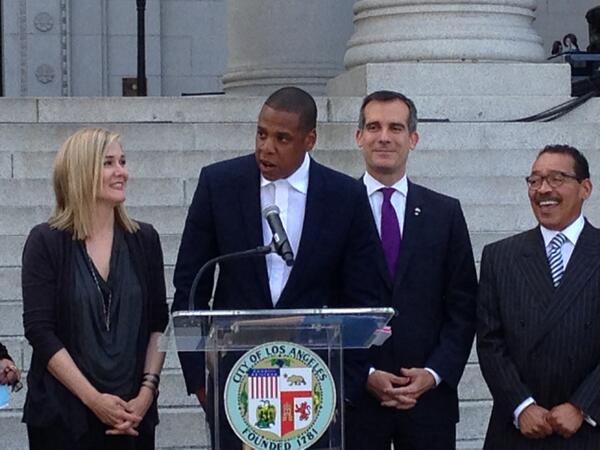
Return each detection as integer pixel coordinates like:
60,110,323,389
224,341,336,449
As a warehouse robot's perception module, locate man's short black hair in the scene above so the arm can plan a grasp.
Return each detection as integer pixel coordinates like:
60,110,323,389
538,144,590,180
358,90,418,132
264,87,317,131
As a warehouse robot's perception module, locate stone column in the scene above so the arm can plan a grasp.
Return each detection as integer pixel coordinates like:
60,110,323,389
223,0,355,96
328,0,571,96
2,0,71,96
344,0,545,68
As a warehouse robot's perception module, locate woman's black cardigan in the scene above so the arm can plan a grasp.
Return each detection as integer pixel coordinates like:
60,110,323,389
21,221,169,438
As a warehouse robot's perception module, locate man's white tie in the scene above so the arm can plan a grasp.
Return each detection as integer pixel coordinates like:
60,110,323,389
548,233,567,287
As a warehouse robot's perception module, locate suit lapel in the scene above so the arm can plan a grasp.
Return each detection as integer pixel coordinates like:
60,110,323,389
555,221,600,295
237,159,272,305
516,228,555,307
276,159,326,307
527,222,600,352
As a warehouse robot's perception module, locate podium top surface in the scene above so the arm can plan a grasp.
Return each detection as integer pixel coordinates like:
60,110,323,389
164,307,395,351
172,307,394,320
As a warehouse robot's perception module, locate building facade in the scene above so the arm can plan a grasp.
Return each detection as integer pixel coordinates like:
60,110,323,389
1,0,597,97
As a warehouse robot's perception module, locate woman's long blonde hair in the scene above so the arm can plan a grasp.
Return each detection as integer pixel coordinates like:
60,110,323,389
49,127,138,239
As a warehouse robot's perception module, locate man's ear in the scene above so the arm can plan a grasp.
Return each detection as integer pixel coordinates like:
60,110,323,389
304,128,317,151
581,178,593,200
356,128,363,148
409,131,419,149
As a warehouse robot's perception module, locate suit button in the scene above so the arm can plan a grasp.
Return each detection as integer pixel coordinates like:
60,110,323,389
519,320,526,327
584,322,591,329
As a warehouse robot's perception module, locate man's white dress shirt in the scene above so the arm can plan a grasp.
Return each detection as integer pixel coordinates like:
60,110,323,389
260,154,310,305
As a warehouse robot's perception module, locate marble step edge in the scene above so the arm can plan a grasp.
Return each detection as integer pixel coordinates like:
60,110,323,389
2,95,598,124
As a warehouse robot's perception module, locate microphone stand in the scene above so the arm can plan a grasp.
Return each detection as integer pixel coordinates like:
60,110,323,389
187,244,273,311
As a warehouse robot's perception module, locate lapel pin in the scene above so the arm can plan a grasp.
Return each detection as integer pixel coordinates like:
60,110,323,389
414,207,421,216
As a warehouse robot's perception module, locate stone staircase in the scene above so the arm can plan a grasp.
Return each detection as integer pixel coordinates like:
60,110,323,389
1,95,599,449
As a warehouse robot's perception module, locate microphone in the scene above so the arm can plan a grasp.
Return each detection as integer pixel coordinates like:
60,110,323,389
262,205,294,266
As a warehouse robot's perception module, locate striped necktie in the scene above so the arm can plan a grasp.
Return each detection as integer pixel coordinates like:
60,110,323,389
548,233,567,288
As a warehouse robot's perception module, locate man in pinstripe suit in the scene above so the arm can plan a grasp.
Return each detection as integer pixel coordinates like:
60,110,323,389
477,144,600,449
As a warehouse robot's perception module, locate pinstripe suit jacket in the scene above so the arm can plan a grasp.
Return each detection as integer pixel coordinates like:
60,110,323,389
477,222,600,449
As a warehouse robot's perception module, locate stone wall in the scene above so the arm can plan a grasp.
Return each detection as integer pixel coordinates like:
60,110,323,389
3,0,597,96
1,0,226,96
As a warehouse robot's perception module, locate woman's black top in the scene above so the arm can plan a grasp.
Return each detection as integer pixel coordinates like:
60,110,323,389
21,222,168,439
71,227,142,399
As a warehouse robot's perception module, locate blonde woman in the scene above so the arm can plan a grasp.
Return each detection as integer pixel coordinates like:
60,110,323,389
21,128,168,449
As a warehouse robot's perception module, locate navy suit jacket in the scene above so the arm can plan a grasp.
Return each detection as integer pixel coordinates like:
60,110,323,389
477,222,600,450
172,154,379,400
366,181,477,425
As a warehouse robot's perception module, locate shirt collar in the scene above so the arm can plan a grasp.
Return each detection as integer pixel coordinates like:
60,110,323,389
363,171,408,197
540,214,585,248
260,153,310,194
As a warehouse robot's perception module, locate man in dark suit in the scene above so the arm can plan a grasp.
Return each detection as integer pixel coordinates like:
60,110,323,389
346,90,477,449
172,86,379,447
477,144,600,449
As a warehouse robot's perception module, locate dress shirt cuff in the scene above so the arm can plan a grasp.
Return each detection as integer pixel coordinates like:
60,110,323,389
424,368,441,387
368,367,376,375
584,414,597,427
513,397,535,429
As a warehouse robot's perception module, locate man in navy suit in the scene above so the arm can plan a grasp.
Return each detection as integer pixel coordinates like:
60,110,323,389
477,145,600,449
172,87,379,448
346,90,478,449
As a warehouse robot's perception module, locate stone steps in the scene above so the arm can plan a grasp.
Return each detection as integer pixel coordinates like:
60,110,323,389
0,266,176,301
3,203,599,237
0,234,183,267
457,401,493,441
0,230,511,270
2,237,504,303
0,179,188,207
0,175,552,206
1,95,598,450
2,96,599,124
1,122,600,154
7,146,600,180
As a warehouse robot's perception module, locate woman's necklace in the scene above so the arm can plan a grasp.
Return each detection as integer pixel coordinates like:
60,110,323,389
83,246,112,332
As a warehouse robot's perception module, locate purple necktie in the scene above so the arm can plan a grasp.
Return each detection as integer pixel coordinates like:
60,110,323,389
380,187,401,276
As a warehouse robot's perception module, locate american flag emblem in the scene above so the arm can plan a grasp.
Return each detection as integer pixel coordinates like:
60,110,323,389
248,368,280,399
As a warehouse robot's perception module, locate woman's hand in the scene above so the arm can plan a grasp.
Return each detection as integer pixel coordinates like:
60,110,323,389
45,350,141,436
127,387,154,425
105,387,154,435
86,392,142,436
